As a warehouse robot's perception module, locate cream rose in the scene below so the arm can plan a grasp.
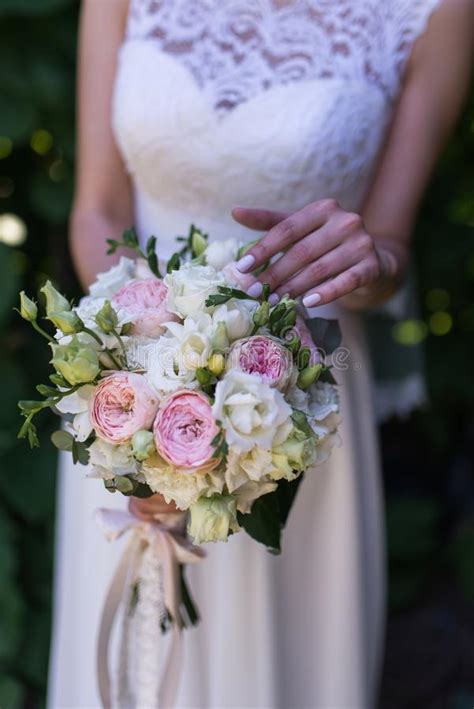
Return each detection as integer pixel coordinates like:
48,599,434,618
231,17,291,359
188,495,240,544
141,453,224,510
164,263,225,318
204,239,239,270
212,370,292,453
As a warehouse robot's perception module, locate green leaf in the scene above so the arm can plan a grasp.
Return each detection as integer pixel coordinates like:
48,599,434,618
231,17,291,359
318,367,337,385
146,236,161,278
205,286,256,307
180,565,200,627
36,384,61,397
237,476,304,553
106,238,120,255
305,318,342,356
122,227,139,249
71,439,89,465
237,493,281,553
114,476,135,494
274,476,304,528
17,417,39,448
50,429,74,451
167,253,181,273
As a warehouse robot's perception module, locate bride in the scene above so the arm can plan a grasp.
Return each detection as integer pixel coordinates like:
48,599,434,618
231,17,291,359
48,1,473,707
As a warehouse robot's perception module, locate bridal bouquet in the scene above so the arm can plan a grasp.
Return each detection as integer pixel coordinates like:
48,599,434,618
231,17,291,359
18,226,341,551
17,226,341,704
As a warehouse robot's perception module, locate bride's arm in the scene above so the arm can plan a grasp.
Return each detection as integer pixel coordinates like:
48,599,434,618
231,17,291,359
70,0,133,290
232,0,474,311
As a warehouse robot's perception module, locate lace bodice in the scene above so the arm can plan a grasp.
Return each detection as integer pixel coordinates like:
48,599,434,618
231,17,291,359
125,0,442,117
113,0,442,258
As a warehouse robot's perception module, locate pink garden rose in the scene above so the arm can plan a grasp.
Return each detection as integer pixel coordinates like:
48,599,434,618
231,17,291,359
112,278,179,337
90,372,159,443
153,391,219,470
227,335,293,391
294,316,321,366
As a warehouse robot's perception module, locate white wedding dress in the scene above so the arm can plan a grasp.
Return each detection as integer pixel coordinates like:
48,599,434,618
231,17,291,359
48,1,443,707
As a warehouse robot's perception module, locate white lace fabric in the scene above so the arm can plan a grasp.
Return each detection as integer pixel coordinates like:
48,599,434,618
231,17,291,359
125,0,443,118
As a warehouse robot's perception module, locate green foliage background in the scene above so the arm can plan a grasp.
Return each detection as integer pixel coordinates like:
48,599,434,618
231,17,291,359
0,1,472,707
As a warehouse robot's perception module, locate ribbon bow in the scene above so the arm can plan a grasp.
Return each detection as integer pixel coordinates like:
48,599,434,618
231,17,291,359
96,506,205,709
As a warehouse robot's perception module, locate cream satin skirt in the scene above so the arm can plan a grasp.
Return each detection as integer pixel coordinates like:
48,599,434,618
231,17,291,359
48,306,386,709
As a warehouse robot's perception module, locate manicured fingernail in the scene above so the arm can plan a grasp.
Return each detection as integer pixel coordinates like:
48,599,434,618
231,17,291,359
236,254,256,273
269,293,280,305
247,282,263,297
302,293,322,308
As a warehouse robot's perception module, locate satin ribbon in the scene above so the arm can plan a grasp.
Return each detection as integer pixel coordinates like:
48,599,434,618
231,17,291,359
96,506,205,709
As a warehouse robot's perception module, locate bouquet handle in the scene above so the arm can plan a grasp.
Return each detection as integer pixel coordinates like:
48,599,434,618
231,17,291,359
96,505,205,708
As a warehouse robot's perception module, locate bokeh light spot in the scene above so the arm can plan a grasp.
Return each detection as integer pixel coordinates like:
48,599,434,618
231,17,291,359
48,159,65,182
392,319,428,346
429,311,452,336
0,137,12,159
30,129,53,155
0,213,27,246
425,288,450,311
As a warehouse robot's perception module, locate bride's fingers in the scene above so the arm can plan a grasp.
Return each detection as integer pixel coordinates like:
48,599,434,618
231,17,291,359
301,261,381,308
234,200,335,272
254,223,343,292
231,207,289,231
273,244,361,299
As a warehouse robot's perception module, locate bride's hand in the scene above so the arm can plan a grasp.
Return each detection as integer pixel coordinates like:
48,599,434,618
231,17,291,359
232,201,404,308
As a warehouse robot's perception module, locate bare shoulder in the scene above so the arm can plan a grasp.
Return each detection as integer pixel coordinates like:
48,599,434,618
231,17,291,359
408,0,474,77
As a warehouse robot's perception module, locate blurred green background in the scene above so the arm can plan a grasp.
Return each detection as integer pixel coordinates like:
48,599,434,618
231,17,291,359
0,1,472,707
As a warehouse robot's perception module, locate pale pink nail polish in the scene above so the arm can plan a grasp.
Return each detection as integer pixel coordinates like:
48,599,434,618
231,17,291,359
302,293,321,308
247,282,263,297
236,254,256,273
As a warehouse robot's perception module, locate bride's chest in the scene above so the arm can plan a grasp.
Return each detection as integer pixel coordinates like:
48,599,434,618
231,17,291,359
112,0,394,210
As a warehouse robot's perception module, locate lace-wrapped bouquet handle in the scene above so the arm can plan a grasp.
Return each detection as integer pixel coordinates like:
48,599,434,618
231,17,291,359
16,225,341,705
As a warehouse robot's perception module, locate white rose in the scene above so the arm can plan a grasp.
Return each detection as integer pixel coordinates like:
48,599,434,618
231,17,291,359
212,370,292,453
165,315,213,370
204,239,239,270
143,338,198,393
212,301,255,343
89,257,136,298
141,454,224,510
88,438,137,479
164,263,225,318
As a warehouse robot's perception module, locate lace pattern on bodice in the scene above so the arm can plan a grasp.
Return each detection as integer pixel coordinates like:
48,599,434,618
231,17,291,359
126,0,443,117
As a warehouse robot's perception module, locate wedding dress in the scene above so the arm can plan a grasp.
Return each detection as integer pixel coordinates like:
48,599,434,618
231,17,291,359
48,1,443,707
